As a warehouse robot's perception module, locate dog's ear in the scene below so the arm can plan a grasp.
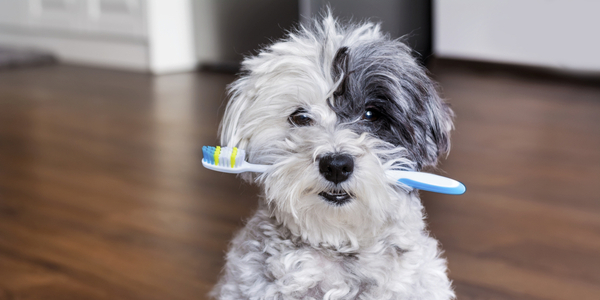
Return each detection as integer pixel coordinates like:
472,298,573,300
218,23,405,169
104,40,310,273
420,85,454,168
219,76,252,150
386,45,453,169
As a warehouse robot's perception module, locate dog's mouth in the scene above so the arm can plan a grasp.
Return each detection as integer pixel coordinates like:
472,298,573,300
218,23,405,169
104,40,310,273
318,190,352,205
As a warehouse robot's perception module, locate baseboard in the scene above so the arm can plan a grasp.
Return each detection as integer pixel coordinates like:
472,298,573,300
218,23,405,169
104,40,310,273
0,31,150,72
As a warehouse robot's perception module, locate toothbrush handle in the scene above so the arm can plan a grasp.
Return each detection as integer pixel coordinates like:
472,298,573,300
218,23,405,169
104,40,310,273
242,162,269,173
201,159,269,174
387,170,466,195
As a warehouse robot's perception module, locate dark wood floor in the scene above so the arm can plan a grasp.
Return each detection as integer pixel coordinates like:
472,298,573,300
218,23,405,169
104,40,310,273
0,61,599,300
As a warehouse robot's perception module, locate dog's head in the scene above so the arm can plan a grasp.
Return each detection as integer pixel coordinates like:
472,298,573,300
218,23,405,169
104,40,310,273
219,15,453,247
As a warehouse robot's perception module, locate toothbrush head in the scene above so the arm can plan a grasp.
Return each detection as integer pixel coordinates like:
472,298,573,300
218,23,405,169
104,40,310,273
202,146,245,168
201,146,268,174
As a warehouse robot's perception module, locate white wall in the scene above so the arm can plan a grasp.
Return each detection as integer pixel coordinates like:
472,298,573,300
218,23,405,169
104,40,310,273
434,0,600,73
146,0,196,74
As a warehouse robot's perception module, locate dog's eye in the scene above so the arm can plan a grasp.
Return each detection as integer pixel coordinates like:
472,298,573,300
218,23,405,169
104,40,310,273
289,110,314,126
361,107,380,122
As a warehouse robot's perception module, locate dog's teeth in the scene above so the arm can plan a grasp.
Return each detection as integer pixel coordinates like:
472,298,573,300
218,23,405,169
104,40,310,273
326,191,347,196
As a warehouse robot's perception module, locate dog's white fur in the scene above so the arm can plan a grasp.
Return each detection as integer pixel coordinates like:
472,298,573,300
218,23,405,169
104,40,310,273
212,14,454,300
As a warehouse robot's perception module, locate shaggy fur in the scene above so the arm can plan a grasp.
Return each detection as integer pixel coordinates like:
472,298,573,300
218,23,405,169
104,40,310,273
211,13,455,300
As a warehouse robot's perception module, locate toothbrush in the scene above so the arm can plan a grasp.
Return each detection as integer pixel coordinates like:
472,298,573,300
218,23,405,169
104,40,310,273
202,146,466,195
202,146,269,173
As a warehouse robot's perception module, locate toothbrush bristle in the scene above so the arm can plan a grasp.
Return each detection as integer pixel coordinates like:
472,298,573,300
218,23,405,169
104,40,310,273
202,146,245,168
202,146,216,165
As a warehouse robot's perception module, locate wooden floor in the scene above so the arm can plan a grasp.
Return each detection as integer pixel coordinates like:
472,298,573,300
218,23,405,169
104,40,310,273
0,61,598,300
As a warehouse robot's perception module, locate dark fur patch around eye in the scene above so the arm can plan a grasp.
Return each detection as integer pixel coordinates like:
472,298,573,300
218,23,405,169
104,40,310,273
327,40,452,170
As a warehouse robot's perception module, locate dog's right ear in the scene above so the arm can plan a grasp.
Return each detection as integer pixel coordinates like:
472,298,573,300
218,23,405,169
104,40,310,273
219,76,252,149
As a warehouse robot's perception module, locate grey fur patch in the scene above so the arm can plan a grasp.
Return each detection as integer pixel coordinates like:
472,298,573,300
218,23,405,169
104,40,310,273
332,46,350,99
330,38,452,169
392,244,409,255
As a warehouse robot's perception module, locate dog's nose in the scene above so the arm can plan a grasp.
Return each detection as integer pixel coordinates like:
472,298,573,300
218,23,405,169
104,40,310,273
319,153,354,184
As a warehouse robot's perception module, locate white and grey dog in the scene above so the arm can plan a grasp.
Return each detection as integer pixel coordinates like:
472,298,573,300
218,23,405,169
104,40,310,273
212,13,455,300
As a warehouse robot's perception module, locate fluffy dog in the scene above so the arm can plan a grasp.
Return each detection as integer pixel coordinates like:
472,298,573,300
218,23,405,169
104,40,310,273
211,13,455,300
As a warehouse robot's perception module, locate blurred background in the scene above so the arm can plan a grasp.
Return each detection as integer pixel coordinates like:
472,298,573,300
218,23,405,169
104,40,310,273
0,1,599,299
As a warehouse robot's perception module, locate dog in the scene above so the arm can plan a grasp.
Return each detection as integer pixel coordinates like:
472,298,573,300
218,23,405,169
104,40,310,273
211,13,455,300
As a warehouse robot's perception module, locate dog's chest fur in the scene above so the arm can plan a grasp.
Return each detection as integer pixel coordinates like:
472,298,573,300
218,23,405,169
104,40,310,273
264,227,401,296
215,208,444,300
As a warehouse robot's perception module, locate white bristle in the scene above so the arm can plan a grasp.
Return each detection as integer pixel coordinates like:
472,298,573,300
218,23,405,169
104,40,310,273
236,149,245,167
220,147,231,167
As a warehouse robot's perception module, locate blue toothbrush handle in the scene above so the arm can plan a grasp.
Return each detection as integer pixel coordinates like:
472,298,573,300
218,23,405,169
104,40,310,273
387,170,466,195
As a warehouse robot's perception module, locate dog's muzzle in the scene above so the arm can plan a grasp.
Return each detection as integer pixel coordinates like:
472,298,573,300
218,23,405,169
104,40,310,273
318,153,354,205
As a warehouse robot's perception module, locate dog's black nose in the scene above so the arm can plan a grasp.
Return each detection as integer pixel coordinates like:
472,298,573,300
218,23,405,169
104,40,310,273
319,153,354,184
